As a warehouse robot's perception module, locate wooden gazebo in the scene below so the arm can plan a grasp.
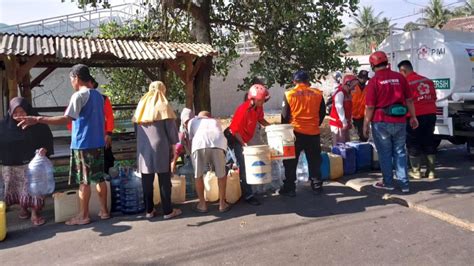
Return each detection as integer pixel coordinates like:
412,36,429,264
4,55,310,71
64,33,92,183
0,32,217,116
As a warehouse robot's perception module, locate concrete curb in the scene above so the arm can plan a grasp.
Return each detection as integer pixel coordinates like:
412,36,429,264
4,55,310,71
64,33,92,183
342,179,474,232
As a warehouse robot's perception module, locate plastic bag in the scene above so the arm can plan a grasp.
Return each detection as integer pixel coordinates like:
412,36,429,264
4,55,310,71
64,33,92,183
28,151,55,196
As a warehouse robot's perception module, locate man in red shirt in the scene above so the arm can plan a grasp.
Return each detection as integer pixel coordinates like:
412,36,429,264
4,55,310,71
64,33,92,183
225,84,270,205
398,60,438,179
363,51,418,193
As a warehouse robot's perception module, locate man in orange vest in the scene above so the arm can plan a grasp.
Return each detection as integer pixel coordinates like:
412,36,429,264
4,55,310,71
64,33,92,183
329,74,359,146
398,60,438,179
351,70,370,142
280,70,326,196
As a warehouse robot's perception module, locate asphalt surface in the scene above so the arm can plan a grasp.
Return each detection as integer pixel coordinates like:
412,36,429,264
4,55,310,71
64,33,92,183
1,143,473,265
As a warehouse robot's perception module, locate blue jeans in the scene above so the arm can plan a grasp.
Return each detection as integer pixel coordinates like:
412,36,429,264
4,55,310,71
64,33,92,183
372,122,409,189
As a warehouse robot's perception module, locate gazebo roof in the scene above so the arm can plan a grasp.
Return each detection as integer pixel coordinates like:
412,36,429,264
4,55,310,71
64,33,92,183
0,33,216,67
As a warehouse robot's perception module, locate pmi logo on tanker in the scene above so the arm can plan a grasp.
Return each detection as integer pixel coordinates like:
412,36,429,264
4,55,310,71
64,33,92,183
417,45,445,60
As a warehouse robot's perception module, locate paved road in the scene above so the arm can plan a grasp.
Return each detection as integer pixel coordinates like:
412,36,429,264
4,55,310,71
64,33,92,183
1,182,472,265
1,143,473,265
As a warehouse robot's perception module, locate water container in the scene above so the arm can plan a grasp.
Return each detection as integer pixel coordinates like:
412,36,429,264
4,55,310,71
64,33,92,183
346,141,373,171
177,157,196,199
28,152,55,196
0,201,7,241
320,152,330,181
226,169,242,204
267,160,284,191
204,171,219,202
171,175,186,204
120,170,145,215
90,181,112,215
242,145,272,184
297,152,309,182
265,124,296,160
53,190,80,223
370,142,380,170
331,144,356,175
110,175,122,212
153,174,161,205
328,153,344,180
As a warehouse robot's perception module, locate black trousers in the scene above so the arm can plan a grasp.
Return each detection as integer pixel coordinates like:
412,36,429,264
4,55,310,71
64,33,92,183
406,114,437,156
353,118,368,142
141,172,172,215
283,132,322,191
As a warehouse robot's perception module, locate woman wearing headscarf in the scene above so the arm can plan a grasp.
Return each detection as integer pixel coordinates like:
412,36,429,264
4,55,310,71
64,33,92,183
0,97,54,226
133,81,181,219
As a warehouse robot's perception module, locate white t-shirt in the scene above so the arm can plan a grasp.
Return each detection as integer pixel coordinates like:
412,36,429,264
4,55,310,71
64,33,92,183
64,87,91,119
188,117,227,153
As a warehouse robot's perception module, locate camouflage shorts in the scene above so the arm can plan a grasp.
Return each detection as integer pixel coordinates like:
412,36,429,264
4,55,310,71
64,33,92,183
69,148,105,185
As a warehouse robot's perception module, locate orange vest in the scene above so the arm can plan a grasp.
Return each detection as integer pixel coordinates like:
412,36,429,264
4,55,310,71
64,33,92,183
284,84,323,135
351,84,366,119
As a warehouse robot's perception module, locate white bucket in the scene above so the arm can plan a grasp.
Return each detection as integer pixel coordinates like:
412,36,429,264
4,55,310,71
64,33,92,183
265,124,296,160
243,145,272,184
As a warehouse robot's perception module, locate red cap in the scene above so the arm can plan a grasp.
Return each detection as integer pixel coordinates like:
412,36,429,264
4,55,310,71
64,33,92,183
247,84,270,101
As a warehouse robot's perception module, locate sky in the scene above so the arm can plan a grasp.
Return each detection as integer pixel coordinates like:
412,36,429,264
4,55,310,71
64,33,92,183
0,0,467,28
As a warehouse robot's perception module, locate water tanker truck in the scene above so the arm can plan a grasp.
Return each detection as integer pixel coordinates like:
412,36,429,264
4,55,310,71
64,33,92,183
378,28,474,154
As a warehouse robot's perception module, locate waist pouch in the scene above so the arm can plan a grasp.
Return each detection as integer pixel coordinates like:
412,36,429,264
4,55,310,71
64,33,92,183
381,103,408,117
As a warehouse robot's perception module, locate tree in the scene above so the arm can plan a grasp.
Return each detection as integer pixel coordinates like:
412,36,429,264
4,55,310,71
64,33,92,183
349,6,391,54
72,0,359,112
419,0,452,29
452,0,474,17
404,22,422,32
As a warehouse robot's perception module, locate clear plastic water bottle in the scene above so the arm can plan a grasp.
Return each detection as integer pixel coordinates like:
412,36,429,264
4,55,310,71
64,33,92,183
267,160,284,191
28,152,55,196
297,152,309,182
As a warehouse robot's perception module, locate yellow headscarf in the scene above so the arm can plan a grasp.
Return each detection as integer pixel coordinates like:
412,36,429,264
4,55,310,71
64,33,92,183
132,81,177,124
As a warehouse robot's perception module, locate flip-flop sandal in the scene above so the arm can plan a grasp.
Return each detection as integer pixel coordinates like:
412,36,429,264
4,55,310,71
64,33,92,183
163,209,182,220
32,217,46,226
65,217,91,226
219,204,232,213
192,204,208,213
19,211,31,219
98,211,111,220
145,210,157,219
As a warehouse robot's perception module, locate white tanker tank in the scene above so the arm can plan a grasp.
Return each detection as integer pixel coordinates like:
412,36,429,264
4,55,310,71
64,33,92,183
378,28,474,154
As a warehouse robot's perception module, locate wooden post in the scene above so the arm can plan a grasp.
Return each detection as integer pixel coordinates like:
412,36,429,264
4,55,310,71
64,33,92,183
3,55,19,101
184,56,195,109
20,73,32,104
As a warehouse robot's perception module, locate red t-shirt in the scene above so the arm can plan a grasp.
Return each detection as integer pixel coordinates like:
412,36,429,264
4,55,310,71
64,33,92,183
229,100,264,143
406,72,437,116
366,68,412,123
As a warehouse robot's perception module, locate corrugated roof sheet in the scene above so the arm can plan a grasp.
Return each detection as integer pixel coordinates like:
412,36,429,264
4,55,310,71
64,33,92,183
0,33,216,60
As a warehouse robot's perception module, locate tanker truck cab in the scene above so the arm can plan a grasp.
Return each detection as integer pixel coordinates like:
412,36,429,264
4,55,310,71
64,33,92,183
378,28,474,155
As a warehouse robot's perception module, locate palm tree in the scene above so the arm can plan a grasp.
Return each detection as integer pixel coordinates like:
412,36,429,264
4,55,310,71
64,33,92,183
419,0,452,28
452,0,474,17
404,22,422,32
352,6,391,54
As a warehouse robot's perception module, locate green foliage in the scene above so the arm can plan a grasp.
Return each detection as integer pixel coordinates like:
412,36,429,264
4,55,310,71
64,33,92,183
210,0,360,87
348,6,391,55
94,19,186,109
419,0,452,29
452,0,474,17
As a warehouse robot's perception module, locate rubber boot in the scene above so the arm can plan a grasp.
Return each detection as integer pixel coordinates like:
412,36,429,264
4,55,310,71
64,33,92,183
408,156,422,179
425,154,437,179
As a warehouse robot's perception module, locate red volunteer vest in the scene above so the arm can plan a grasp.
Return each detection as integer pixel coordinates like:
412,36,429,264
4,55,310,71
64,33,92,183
329,87,353,128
